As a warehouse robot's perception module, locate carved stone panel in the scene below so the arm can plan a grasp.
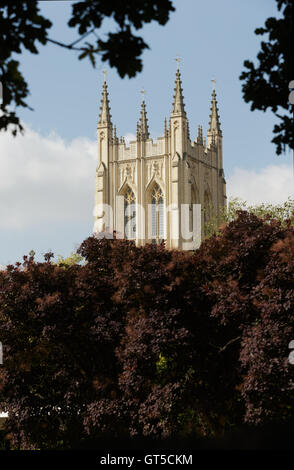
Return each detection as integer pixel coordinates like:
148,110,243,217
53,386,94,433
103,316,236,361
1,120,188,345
119,162,135,185
146,159,163,184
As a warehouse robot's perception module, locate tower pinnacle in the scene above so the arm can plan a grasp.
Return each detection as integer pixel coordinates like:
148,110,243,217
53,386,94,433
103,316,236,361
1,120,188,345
208,87,222,135
171,62,186,116
98,71,112,127
164,117,168,138
138,88,150,140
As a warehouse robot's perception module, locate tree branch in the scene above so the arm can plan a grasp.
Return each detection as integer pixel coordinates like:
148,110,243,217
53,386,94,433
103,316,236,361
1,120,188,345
219,336,241,353
208,336,241,353
46,28,96,51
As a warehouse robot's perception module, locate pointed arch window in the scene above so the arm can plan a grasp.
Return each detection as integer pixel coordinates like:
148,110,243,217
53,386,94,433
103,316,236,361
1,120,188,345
151,184,164,244
124,188,136,239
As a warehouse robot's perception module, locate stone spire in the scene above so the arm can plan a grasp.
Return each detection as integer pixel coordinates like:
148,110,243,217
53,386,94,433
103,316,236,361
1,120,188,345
98,70,112,127
208,88,222,135
138,88,150,140
164,117,168,138
197,125,203,144
113,125,118,144
171,59,186,116
187,120,190,141
136,121,141,141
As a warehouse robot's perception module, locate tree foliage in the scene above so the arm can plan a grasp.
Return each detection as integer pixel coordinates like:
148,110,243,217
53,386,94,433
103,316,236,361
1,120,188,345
0,0,175,135
55,251,85,267
204,197,294,238
240,0,294,154
1,212,294,449
0,1,51,135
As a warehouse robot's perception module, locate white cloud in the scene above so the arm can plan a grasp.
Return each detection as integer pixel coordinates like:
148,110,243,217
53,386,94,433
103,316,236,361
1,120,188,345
0,125,97,229
1,125,293,234
227,164,294,205
124,133,136,145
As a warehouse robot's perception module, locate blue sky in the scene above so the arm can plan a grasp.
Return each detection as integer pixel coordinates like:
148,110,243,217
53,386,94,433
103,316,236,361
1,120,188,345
0,0,293,266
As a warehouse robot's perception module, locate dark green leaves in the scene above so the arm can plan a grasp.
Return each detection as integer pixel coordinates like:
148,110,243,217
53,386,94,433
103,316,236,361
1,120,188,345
68,0,175,32
240,0,294,155
0,1,51,135
0,0,175,135
97,28,149,78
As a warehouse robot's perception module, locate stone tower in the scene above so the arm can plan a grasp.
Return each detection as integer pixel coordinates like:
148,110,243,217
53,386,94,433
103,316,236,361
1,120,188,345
94,65,226,250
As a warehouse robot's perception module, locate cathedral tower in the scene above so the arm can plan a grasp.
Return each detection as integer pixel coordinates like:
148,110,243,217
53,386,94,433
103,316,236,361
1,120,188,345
94,65,226,249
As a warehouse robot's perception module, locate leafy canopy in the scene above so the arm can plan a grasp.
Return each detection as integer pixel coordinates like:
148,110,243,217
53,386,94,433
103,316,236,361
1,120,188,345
1,208,294,448
240,0,294,154
0,0,175,135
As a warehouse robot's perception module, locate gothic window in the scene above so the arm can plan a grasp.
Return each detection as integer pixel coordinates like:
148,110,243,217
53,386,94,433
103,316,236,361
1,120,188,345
124,188,136,239
151,184,164,244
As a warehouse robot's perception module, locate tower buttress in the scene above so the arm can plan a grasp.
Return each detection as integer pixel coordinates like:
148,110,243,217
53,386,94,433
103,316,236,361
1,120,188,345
170,62,189,158
95,71,114,233
206,84,226,221
97,72,113,169
169,60,189,249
